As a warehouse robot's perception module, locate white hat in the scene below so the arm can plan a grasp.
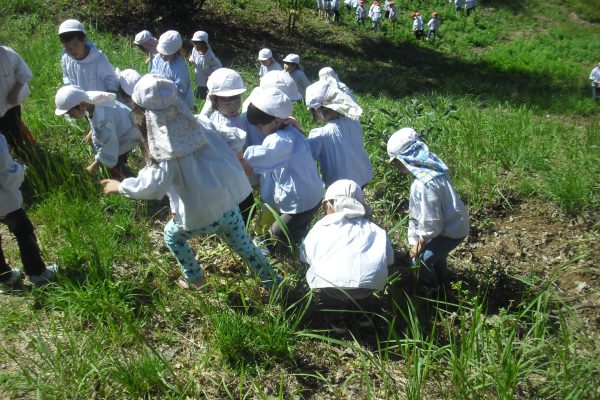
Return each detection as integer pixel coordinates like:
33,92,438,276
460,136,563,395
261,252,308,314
260,70,302,101
305,80,362,120
387,128,420,161
305,80,330,109
249,87,292,119
116,68,142,96
323,179,370,219
207,68,246,96
132,74,178,111
58,19,85,34
134,30,154,45
318,67,339,82
156,30,182,56
192,31,209,42
283,53,300,64
258,48,273,61
54,85,88,115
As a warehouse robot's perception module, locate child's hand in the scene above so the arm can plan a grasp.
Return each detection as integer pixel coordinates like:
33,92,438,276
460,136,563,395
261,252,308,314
85,160,100,174
239,157,254,177
100,179,121,195
409,238,426,259
83,130,93,144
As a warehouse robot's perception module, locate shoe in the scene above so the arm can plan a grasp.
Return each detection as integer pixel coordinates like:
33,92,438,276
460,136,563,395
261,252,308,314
252,236,271,256
353,313,374,328
177,276,204,290
326,314,348,334
29,263,58,288
0,268,24,291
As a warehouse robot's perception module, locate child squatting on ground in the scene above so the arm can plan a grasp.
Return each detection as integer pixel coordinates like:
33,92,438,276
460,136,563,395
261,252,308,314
387,128,470,294
0,134,58,289
243,87,324,252
305,79,373,188
54,85,141,180
101,75,279,290
300,179,393,333
188,31,222,100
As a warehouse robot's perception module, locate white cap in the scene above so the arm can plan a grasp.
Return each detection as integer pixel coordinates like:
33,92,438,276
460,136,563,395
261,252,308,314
318,67,339,81
58,19,85,34
387,128,420,161
305,80,330,109
324,179,364,202
132,74,178,111
283,53,300,64
192,31,209,42
116,68,142,97
260,70,302,101
156,30,182,56
258,48,273,61
323,179,370,218
207,68,246,96
249,87,292,119
55,85,88,115
134,30,154,45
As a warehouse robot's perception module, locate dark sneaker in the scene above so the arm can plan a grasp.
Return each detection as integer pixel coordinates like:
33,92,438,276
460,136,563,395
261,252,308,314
29,263,58,288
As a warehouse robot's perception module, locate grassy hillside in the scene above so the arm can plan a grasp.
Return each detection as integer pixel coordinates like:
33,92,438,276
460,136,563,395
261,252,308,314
0,0,599,398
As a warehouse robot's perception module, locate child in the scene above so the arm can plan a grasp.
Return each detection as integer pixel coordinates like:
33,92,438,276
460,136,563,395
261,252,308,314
300,179,392,333
188,31,222,100
58,19,118,92
387,128,469,293
54,85,141,180
258,48,282,78
133,30,159,72
0,134,58,289
412,12,425,41
0,45,35,153
243,87,324,250
305,80,373,188
318,67,355,99
369,1,383,31
282,54,311,100
589,60,600,100
427,12,440,43
241,70,303,116
355,0,366,26
115,68,142,108
388,2,398,31
465,0,477,16
455,0,465,13
101,75,279,289
150,30,194,110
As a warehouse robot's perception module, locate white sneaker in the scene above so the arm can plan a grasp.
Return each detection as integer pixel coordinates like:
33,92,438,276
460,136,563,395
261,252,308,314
29,263,58,287
0,268,24,291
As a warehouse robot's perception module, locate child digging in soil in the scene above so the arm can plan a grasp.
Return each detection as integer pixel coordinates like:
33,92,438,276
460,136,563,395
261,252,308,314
54,85,141,180
387,128,469,295
0,133,58,290
101,75,279,289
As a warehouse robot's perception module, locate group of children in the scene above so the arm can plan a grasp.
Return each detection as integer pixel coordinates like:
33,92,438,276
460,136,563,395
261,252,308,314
1,18,470,333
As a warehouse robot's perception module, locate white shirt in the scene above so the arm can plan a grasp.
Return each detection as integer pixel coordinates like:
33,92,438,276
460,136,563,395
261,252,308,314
455,0,465,6
244,124,324,214
465,0,477,8
259,60,282,78
589,67,600,86
369,5,382,20
61,46,118,92
413,17,424,31
209,112,249,154
189,47,222,87
301,213,392,290
150,55,195,109
120,130,251,231
428,18,440,31
307,117,373,187
0,46,32,118
408,173,470,245
88,101,141,168
0,134,24,216
288,69,311,99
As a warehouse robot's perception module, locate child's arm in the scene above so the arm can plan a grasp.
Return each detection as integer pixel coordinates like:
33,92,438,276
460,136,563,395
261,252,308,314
103,162,173,200
98,55,119,92
413,182,444,244
93,122,120,169
0,135,25,192
243,134,294,173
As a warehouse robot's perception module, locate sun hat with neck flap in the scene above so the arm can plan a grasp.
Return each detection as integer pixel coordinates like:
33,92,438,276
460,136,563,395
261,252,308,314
323,179,371,219
156,30,182,56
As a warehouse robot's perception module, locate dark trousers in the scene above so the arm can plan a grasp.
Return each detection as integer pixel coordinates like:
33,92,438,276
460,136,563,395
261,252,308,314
0,208,45,280
238,192,256,227
108,152,135,181
270,203,319,248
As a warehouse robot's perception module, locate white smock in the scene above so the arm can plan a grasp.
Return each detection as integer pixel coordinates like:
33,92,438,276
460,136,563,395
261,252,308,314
189,47,222,88
150,55,195,109
589,67,600,86
88,100,141,167
244,124,324,214
259,60,282,78
61,46,119,92
428,18,440,31
0,134,24,217
0,46,32,118
408,173,470,245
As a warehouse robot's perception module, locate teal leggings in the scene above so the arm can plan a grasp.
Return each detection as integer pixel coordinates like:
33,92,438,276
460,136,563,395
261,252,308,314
164,207,278,287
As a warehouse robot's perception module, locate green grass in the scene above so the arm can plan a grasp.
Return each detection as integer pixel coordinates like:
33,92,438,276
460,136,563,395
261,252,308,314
0,1,599,398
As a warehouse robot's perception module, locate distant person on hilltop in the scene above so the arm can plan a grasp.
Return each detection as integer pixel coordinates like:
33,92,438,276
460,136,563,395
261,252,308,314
0,45,35,154
465,0,478,16
427,12,440,43
369,1,383,31
355,0,367,26
150,30,194,110
412,12,425,41
454,0,465,13
387,128,469,296
388,2,398,31
257,48,282,78
188,31,222,101
589,60,600,100
283,54,312,100
58,19,118,92
133,30,159,72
